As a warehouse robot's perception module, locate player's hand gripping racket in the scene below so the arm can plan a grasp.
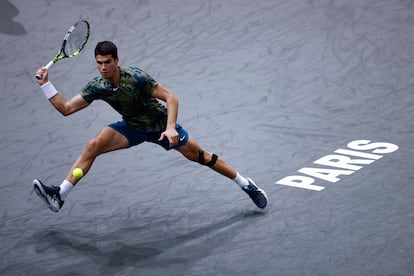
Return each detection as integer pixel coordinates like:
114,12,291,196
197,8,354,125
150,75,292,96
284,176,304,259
35,20,90,80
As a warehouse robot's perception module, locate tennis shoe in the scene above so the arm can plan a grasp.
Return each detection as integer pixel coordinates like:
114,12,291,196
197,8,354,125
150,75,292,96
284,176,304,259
33,179,64,212
242,178,268,209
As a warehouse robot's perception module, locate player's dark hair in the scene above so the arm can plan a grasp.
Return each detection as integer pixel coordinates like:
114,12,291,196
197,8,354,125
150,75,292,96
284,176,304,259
95,41,118,59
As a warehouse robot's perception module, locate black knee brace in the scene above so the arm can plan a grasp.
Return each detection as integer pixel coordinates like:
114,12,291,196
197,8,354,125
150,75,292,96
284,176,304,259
198,150,218,167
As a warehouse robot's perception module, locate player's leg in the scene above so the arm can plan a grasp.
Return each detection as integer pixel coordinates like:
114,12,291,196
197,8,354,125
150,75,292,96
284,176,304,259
175,136,268,209
175,136,235,178
33,126,129,212
65,126,129,185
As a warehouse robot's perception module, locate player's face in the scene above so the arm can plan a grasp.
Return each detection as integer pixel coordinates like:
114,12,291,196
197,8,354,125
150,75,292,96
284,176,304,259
96,54,119,81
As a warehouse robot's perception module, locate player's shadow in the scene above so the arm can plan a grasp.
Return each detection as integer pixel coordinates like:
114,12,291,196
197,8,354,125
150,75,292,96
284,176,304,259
0,0,27,36
33,210,266,271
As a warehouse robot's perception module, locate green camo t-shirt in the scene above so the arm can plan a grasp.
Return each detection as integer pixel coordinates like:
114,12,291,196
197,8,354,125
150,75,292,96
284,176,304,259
81,67,167,132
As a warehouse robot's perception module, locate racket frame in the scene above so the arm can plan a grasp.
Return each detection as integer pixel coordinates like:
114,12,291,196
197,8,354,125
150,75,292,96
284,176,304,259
35,20,90,79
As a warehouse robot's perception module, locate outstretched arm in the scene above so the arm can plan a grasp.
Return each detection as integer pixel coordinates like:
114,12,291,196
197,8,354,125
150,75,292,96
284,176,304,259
35,67,89,116
152,83,179,147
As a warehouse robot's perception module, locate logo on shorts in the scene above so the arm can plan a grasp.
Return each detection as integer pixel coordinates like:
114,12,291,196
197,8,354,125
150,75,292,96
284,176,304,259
180,136,186,141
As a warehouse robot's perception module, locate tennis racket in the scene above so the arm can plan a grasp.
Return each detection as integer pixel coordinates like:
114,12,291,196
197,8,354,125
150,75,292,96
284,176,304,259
35,20,90,80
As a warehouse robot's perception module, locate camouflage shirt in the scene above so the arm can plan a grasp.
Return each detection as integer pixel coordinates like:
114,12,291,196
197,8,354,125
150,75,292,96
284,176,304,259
81,67,167,132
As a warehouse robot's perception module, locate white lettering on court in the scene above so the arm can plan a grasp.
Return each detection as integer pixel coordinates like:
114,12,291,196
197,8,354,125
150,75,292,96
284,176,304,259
275,140,399,191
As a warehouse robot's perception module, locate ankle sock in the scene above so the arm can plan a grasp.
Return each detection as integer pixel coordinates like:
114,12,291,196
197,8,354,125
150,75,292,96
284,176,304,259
233,172,249,188
59,180,74,200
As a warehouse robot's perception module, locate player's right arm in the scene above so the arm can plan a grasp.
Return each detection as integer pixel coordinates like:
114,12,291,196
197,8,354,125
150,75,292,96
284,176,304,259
48,93,89,116
35,67,89,116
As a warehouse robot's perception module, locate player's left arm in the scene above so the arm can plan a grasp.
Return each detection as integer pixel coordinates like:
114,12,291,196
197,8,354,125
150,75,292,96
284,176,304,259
152,84,179,147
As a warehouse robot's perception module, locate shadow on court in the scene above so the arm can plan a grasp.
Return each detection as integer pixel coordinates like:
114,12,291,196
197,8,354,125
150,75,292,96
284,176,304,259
0,0,413,275
2,210,266,275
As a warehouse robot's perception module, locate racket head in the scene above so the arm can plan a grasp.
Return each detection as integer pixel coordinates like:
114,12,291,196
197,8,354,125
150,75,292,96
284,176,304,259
35,20,90,80
61,20,90,58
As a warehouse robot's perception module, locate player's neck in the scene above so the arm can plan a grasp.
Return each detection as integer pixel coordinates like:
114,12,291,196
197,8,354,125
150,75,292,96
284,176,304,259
106,67,120,85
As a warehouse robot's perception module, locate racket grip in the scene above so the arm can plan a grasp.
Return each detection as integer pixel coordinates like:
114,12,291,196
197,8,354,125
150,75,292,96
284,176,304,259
35,60,55,80
45,60,54,70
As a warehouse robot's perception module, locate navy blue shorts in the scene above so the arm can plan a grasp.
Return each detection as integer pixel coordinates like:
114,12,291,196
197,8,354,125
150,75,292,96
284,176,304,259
108,120,189,150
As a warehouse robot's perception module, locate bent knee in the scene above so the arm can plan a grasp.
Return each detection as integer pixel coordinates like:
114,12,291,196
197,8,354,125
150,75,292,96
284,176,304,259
197,150,219,167
84,137,106,156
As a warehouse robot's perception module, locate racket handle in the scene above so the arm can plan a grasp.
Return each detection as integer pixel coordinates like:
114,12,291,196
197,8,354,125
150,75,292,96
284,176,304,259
45,60,54,70
35,60,55,80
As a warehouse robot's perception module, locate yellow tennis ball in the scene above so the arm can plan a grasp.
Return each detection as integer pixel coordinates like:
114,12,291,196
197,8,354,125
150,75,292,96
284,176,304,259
72,168,84,180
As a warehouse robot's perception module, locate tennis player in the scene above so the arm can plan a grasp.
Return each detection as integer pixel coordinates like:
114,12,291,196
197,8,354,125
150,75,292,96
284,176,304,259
33,41,267,212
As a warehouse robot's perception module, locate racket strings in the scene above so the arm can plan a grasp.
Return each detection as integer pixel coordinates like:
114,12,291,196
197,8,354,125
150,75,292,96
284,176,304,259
64,21,89,57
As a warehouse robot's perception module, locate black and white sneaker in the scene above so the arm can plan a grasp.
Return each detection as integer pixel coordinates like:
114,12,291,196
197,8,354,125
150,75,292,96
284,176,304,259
242,178,268,209
33,179,64,212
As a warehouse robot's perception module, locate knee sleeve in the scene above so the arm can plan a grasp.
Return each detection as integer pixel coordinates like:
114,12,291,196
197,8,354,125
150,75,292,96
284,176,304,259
198,150,218,167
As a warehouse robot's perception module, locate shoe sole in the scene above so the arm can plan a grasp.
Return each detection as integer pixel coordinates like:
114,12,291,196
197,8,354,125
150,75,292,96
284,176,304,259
33,180,59,212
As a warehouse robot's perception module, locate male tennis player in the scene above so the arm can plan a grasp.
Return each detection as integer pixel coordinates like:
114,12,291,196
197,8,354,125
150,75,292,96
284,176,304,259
33,41,267,212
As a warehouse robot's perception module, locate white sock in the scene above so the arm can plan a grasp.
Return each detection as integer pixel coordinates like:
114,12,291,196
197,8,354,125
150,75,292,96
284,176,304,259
233,172,249,188
59,180,74,200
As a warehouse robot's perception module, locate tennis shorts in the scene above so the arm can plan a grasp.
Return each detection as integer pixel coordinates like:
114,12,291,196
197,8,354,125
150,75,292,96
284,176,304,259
108,120,189,150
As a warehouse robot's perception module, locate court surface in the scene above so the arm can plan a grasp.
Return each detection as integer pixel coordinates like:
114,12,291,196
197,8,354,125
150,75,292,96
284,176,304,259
1,0,413,275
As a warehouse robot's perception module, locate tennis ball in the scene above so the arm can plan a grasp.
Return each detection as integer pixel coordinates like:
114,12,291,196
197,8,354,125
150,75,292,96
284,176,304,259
72,168,84,180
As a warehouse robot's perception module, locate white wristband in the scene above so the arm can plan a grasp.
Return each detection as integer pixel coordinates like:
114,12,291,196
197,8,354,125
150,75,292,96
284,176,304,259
40,81,58,99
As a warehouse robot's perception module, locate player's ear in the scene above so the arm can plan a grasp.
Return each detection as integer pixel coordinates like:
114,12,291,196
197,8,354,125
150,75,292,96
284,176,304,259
114,57,119,65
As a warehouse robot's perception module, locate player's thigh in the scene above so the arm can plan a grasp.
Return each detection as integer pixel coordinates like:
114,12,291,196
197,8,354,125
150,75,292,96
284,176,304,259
92,126,129,154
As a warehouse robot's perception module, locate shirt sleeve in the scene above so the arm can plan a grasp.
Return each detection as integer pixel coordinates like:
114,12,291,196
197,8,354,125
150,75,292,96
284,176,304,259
80,80,99,103
134,68,158,96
